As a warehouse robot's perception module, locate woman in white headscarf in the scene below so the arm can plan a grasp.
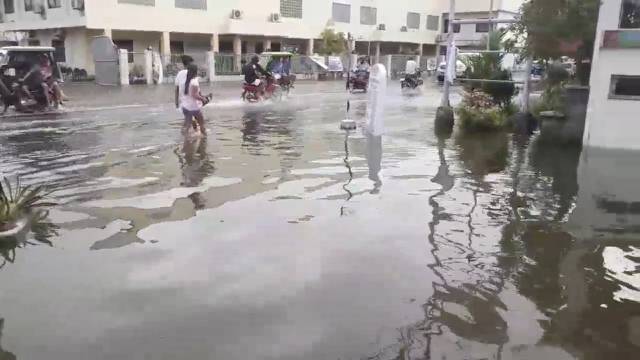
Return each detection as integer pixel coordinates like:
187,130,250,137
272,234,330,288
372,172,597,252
366,63,387,136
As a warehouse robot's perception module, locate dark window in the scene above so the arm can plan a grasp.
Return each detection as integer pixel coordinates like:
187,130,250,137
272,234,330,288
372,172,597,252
427,15,439,31
280,0,302,18
610,75,640,99
3,0,15,14
476,21,490,33
52,39,66,62
360,6,376,25
47,0,61,8
170,41,184,54
407,12,420,29
28,39,40,46
175,0,206,10
114,40,134,63
24,0,33,11
118,0,155,5
443,19,460,33
332,2,350,23
621,0,640,28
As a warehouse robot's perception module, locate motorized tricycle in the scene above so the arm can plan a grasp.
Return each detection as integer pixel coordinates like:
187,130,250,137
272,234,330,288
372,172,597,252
0,46,63,114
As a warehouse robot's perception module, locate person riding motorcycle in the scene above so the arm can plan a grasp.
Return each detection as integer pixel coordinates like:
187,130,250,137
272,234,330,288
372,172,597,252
243,55,270,99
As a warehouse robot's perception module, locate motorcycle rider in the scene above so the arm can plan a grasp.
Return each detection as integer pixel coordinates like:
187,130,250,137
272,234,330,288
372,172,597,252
404,59,418,87
242,55,270,99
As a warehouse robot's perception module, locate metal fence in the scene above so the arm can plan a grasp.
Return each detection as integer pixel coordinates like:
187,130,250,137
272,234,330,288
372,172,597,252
164,53,210,83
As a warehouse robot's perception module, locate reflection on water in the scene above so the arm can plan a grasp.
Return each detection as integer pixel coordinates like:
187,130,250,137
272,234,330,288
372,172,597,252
0,82,638,360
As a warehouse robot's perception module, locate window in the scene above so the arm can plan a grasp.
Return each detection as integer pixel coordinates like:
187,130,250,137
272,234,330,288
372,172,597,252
610,75,640,100
113,40,134,63
332,2,350,23
407,12,420,29
175,0,206,10
28,39,40,46
443,19,460,33
360,6,376,25
621,0,640,28
280,0,302,19
427,15,439,31
170,41,184,55
476,21,490,33
3,0,14,14
47,0,61,8
118,0,155,5
24,0,32,11
52,39,66,62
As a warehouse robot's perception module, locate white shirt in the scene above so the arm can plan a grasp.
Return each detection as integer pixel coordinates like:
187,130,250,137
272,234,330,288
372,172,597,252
175,69,188,109
181,78,202,112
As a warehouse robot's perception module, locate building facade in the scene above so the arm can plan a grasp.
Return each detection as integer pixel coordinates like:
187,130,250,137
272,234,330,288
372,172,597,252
584,0,640,150
0,0,453,74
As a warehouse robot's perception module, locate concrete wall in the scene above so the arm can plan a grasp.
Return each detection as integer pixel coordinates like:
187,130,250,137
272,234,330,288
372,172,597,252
584,0,640,150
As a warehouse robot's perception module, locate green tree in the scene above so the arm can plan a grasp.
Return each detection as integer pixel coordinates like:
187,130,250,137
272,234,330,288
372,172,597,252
317,28,346,56
510,0,600,84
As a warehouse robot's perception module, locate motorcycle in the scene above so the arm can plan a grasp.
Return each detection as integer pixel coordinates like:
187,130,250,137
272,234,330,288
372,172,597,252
242,75,283,103
401,69,424,90
276,74,296,96
347,70,369,93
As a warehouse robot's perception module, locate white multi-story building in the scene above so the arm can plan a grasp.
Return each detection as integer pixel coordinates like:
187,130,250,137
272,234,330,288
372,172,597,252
438,0,524,54
0,0,453,74
584,0,640,150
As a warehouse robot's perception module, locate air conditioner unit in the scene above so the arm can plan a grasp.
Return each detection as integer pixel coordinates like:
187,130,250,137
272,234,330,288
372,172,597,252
377,24,386,31
400,26,408,32
270,13,281,22
72,0,85,11
230,9,243,19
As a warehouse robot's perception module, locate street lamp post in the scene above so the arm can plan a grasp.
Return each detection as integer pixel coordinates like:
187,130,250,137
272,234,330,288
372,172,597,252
435,0,456,132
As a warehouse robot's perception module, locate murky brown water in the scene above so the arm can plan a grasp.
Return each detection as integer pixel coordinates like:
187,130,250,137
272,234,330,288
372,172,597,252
0,81,638,360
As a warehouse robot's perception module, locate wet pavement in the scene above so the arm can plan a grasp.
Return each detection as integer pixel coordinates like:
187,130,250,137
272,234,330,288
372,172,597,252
0,80,639,360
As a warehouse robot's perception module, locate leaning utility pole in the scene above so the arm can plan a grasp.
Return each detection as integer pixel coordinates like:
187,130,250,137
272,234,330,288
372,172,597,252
435,0,456,132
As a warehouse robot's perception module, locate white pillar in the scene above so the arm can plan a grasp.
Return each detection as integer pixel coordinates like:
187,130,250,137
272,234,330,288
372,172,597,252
161,31,171,64
210,33,219,53
104,28,112,39
385,55,392,79
263,39,272,51
207,51,216,82
233,35,242,72
144,49,153,85
350,54,358,70
306,38,314,56
418,43,424,56
119,49,130,86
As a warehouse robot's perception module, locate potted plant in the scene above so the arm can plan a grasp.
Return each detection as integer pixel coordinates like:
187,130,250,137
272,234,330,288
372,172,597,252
0,178,54,239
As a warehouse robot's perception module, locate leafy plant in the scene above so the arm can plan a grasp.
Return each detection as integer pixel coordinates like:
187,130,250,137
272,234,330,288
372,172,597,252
0,177,54,232
533,84,566,117
457,91,509,132
317,28,346,56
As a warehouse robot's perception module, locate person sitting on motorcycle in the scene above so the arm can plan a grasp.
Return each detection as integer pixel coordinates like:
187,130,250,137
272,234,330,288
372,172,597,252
243,55,270,99
270,57,284,81
404,59,418,84
39,54,67,105
19,58,51,107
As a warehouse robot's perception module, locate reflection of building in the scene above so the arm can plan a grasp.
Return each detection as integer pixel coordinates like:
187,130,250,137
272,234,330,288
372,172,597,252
584,0,640,150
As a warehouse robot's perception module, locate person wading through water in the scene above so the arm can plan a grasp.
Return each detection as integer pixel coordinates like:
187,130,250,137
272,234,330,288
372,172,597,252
180,64,209,136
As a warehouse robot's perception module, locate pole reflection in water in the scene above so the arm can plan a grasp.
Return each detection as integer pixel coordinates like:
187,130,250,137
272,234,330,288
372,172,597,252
365,133,383,194
341,131,354,216
0,318,17,360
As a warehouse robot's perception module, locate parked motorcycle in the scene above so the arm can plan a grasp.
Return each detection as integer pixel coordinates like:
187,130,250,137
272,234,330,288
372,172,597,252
347,70,369,93
242,76,283,103
401,69,424,90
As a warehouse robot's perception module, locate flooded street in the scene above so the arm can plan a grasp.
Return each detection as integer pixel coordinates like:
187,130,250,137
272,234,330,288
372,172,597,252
0,81,638,360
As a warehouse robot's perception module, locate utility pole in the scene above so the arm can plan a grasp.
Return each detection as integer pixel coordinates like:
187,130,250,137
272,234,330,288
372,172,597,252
440,0,456,108
487,0,494,51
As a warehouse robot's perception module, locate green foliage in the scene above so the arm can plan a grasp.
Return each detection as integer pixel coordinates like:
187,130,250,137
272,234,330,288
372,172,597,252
533,85,565,117
510,0,600,84
317,29,346,56
462,30,516,108
0,177,54,232
546,64,570,86
457,91,510,132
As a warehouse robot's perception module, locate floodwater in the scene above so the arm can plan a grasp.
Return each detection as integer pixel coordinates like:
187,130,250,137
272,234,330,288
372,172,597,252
0,81,638,360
